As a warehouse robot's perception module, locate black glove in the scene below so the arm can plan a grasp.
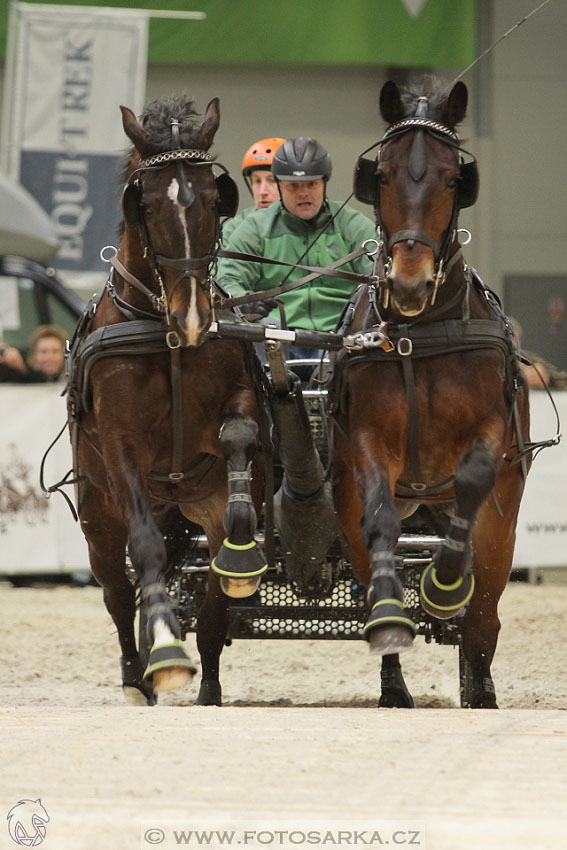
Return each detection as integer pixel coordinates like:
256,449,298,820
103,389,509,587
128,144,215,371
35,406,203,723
240,298,278,320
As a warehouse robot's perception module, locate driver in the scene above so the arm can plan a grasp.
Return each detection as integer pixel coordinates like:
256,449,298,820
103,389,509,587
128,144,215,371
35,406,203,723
217,136,376,333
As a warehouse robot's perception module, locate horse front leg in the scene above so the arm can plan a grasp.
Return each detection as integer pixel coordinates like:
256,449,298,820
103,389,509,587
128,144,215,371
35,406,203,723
107,453,196,696
211,412,267,598
420,436,498,620
361,473,417,655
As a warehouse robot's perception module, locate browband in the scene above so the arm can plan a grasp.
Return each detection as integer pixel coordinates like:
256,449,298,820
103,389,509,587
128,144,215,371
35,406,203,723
382,118,459,143
139,149,215,168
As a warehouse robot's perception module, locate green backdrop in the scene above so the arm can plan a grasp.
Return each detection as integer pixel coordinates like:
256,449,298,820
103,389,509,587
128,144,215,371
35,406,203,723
0,0,476,66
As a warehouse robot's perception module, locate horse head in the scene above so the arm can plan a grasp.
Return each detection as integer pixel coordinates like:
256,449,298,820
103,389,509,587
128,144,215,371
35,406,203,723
119,96,236,347
373,80,475,317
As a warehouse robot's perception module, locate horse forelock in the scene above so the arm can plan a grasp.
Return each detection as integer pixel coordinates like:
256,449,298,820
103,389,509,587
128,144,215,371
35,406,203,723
399,79,457,127
115,94,215,238
140,94,204,152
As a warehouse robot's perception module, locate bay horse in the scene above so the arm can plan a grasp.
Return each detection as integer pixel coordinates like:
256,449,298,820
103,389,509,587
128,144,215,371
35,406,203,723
331,80,529,708
68,95,267,706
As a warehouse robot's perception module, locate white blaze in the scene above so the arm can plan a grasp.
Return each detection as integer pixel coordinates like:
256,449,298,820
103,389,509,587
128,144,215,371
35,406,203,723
186,276,200,345
167,177,191,257
167,178,202,344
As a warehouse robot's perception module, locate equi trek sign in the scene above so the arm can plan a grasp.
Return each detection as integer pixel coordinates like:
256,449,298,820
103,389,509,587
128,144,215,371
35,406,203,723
1,3,148,275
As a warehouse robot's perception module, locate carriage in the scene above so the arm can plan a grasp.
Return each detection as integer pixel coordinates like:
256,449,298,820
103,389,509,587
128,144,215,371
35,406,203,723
64,82,538,710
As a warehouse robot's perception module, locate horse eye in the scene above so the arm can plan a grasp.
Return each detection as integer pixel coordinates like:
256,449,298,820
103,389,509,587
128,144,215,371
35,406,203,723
377,170,389,186
446,175,459,189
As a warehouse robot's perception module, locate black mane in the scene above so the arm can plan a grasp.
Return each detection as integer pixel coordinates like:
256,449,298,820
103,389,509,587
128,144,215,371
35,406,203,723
139,94,202,152
116,94,204,223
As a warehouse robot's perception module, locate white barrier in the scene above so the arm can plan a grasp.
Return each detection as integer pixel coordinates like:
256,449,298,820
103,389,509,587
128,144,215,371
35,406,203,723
0,385,88,574
0,385,564,574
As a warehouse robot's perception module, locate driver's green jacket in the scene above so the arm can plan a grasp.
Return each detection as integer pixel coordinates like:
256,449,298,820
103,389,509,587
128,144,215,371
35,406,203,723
217,200,376,333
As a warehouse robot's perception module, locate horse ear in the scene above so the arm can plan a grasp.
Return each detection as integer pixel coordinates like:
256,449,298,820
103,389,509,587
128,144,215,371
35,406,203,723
380,81,405,125
197,97,220,151
443,82,468,128
120,105,153,155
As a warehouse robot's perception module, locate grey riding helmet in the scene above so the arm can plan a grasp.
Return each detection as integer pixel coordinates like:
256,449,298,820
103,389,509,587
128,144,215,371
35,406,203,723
271,137,332,182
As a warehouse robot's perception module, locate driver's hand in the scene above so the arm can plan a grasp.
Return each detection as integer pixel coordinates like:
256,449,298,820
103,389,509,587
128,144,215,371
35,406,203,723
240,298,278,321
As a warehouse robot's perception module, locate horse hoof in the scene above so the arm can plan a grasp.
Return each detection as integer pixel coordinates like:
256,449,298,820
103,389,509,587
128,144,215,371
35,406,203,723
378,688,414,709
363,599,416,655
367,625,415,656
420,562,475,620
122,684,156,707
212,539,267,598
220,575,262,598
144,640,197,693
152,666,194,694
196,679,222,706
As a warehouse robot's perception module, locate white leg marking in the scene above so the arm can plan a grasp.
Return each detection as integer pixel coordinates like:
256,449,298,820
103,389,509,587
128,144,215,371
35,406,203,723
153,617,176,647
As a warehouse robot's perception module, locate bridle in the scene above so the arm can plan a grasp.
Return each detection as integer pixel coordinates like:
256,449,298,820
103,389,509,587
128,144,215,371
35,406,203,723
355,97,479,309
109,119,237,347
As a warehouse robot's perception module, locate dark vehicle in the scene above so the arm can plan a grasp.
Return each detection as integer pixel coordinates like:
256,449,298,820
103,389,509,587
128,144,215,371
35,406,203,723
0,172,84,349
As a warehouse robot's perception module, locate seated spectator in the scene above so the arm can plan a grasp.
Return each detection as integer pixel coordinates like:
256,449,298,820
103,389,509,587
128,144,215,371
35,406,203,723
509,317,567,390
0,324,67,383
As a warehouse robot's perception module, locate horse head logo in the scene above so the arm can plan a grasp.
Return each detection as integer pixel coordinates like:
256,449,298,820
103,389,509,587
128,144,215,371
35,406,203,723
7,799,50,846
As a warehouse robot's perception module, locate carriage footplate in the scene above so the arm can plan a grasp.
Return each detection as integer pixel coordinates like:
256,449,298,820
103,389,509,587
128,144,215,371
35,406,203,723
211,537,268,598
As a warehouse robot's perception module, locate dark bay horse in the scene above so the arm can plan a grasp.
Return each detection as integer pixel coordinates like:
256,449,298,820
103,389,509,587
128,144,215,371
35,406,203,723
332,81,530,708
68,95,267,706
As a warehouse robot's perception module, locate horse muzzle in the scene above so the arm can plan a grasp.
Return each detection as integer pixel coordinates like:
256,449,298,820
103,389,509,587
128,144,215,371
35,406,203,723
386,242,436,316
169,304,211,347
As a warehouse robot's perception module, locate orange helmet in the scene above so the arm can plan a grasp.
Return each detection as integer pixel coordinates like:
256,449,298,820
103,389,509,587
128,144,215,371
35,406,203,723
241,138,286,177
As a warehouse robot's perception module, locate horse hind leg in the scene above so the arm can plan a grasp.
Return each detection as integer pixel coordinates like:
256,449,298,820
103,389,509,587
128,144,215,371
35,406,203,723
79,485,155,705
421,438,497,620
211,412,267,598
379,654,414,708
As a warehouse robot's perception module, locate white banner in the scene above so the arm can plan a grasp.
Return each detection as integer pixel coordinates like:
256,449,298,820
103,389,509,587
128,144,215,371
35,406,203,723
1,2,148,274
0,385,89,574
513,391,567,567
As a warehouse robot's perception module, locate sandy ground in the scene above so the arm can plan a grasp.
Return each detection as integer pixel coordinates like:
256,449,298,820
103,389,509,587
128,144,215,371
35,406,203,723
0,581,566,850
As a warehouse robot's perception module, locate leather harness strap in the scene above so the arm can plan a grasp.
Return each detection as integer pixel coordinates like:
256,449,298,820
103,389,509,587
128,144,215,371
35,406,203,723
217,245,375,308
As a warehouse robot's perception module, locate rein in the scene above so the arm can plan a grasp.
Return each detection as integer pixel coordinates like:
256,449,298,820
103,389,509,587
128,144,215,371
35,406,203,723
217,244,377,309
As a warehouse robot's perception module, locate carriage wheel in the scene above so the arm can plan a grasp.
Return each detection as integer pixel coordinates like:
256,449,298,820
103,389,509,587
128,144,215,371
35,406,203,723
458,640,474,707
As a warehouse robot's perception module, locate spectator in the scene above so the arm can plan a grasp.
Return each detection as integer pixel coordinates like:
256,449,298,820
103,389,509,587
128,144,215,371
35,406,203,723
0,324,67,383
223,137,286,243
509,317,567,390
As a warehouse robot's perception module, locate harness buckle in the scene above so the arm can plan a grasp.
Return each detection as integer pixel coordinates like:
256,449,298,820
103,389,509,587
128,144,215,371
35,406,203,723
100,245,118,263
166,330,182,349
411,482,427,492
397,337,413,356
362,238,380,256
169,472,184,481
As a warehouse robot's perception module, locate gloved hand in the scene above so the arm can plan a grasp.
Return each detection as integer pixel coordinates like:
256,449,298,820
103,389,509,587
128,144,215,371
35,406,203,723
240,298,278,320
